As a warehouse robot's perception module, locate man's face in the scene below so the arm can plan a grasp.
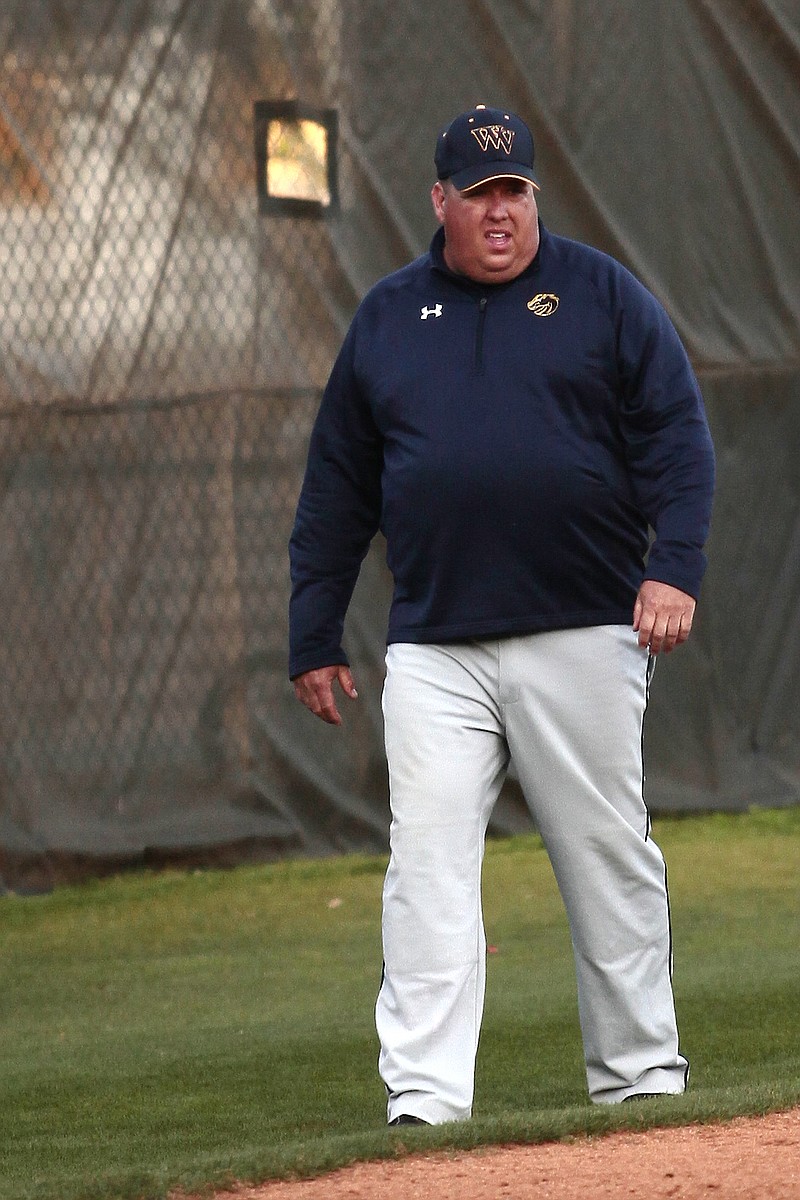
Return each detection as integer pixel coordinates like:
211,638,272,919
431,177,540,285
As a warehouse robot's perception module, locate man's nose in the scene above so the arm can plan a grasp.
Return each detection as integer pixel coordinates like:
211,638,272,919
485,187,510,216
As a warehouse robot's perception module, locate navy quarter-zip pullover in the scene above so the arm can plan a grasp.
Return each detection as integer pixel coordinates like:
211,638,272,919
288,224,715,679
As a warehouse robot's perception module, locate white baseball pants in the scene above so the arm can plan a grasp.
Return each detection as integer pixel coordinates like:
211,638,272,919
376,626,689,1124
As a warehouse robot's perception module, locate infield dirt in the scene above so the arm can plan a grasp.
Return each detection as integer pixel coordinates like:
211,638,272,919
202,1107,800,1200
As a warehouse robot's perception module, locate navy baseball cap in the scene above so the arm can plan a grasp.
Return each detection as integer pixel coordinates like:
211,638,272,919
435,104,540,193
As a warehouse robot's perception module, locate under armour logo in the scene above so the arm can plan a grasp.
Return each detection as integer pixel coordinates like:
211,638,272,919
471,125,515,155
420,304,443,320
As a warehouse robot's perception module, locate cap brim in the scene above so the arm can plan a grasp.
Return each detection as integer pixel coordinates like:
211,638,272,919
449,163,540,192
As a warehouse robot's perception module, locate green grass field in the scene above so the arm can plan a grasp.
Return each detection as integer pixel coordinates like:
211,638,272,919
1,808,798,1200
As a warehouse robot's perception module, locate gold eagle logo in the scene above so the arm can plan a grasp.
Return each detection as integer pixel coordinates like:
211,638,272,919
527,293,559,316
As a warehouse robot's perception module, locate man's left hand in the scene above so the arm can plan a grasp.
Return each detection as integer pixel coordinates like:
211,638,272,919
633,580,696,655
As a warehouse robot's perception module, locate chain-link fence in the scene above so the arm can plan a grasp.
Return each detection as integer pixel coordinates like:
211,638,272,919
2,0,799,890
0,1,390,891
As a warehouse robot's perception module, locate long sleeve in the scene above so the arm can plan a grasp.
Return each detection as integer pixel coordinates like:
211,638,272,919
289,231,716,667
615,277,716,599
288,322,384,678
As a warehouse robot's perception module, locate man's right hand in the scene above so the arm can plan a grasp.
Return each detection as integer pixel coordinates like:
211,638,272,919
293,665,358,726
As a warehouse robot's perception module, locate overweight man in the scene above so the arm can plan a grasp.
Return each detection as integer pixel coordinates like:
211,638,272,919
289,105,715,1125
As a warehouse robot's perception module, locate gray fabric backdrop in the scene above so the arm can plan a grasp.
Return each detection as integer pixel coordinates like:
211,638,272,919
1,0,798,889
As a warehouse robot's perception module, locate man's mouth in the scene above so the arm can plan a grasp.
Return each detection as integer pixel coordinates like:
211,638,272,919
486,230,511,247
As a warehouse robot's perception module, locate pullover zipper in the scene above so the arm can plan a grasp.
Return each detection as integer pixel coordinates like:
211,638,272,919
476,296,488,373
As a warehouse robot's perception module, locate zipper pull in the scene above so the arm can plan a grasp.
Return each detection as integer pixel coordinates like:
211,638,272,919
476,297,488,371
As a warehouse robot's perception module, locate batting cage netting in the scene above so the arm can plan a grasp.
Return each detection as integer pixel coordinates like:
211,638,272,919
1,0,799,889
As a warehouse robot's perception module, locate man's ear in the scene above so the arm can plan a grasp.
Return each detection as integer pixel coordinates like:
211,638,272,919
431,180,446,225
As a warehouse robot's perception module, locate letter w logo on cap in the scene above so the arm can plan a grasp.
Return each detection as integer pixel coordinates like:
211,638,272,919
471,125,515,155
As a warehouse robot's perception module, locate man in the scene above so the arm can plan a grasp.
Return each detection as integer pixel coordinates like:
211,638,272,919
289,105,715,1125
